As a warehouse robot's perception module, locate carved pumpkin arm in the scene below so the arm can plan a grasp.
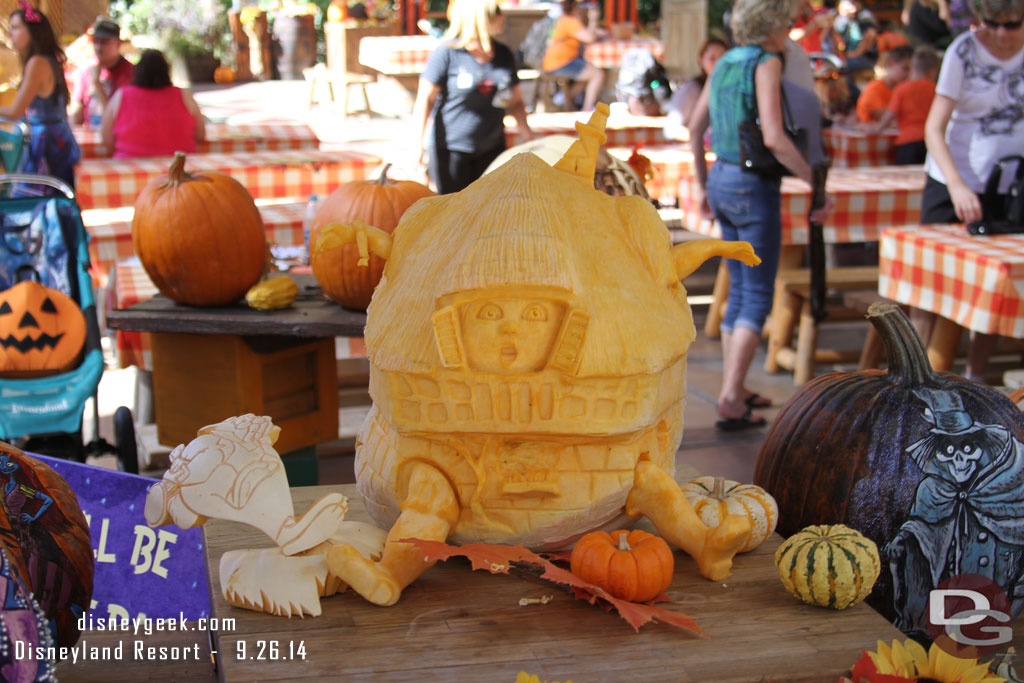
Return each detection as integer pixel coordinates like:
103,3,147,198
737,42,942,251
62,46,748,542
314,219,394,266
625,461,751,581
670,239,761,282
326,461,459,605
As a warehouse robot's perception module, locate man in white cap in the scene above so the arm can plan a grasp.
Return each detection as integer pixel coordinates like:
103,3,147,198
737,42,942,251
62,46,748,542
69,16,134,127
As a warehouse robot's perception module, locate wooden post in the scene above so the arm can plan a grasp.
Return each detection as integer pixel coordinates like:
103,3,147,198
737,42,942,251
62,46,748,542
254,11,274,80
660,0,707,78
228,10,253,81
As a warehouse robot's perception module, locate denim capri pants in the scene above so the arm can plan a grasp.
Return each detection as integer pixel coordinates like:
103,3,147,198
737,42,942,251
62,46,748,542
706,160,782,334
546,57,587,79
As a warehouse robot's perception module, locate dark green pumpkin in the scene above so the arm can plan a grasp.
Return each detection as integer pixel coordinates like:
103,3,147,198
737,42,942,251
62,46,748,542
754,303,1024,635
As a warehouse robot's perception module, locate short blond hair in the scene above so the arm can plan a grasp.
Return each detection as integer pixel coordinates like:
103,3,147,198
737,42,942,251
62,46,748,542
444,0,502,54
730,0,798,46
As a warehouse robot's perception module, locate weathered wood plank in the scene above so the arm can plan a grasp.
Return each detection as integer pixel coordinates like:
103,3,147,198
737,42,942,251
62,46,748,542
202,484,905,681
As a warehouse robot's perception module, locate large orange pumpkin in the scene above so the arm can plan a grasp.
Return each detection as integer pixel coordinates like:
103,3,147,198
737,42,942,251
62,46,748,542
310,163,433,310
570,529,675,602
0,280,86,377
132,152,267,307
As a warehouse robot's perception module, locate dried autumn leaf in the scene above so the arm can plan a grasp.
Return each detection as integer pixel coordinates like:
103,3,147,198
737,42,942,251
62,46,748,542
401,538,701,635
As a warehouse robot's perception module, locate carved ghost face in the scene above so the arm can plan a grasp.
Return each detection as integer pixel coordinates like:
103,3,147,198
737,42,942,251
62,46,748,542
936,435,986,483
460,296,566,373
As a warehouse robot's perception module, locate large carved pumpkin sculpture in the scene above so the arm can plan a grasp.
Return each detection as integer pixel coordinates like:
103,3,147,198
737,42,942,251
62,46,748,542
0,279,86,377
313,104,761,606
754,303,1024,638
0,441,94,648
132,152,267,307
310,164,434,310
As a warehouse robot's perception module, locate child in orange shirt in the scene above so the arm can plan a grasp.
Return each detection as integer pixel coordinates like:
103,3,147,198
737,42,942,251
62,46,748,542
855,44,913,123
870,45,941,164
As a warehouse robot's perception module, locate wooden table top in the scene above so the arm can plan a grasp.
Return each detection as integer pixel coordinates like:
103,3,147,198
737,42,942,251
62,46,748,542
203,483,904,682
105,274,366,338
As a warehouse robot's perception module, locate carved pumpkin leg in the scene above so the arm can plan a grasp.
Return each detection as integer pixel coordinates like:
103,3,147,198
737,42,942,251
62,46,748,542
625,461,751,581
326,462,459,606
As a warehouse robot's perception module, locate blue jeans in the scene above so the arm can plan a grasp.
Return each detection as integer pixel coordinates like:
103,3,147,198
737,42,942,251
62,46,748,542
706,161,782,334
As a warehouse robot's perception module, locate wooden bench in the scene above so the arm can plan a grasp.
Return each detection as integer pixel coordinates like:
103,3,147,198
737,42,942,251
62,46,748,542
304,63,376,119
764,266,880,385
535,73,571,113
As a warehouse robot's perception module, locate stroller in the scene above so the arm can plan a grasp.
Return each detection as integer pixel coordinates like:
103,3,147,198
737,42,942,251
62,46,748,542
0,173,138,473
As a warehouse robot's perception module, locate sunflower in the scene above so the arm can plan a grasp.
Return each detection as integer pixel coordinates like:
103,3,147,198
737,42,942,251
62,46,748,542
839,639,1006,683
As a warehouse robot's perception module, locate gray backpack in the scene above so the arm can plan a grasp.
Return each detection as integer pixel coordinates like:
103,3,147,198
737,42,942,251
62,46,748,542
519,15,556,70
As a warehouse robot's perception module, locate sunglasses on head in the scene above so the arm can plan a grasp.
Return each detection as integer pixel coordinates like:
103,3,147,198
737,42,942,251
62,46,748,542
983,16,1024,29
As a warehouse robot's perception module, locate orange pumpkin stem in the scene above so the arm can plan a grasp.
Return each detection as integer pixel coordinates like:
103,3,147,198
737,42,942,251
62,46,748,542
162,151,195,189
711,477,726,500
616,533,631,552
374,163,394,186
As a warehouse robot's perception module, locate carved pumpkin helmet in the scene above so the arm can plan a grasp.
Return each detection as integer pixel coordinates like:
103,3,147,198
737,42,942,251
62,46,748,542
0,280,87,377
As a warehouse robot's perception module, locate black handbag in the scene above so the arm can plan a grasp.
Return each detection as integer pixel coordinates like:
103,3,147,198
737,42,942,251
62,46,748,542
738,50,808,178
967,155,1024,235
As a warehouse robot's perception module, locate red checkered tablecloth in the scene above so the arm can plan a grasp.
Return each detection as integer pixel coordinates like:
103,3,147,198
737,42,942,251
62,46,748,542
679,165,925,245
358,36,664,75
73,122,320,159
76,149,380,210
584,39,665,69
504,111,667,147
359,35,438,74
111,259,367,370
85,199,307,288
823,127,898,168
879,224,1024,338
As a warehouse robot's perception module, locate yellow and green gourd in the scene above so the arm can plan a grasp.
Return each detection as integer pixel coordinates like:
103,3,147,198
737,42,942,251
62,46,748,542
775,524,880,610
245,275,299,311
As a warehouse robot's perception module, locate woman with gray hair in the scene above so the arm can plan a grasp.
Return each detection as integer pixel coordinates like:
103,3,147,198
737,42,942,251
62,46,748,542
689,0,831,430
918,0,1024,382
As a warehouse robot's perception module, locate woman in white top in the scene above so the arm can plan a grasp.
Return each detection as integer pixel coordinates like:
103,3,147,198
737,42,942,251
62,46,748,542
920,0,1024,381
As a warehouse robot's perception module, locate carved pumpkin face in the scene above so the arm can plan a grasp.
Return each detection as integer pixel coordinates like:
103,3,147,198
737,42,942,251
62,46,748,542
0,281,86,376
459,294,567,373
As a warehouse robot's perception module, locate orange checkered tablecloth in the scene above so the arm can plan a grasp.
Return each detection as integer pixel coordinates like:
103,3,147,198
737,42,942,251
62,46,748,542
679,165,925,245
879,224,1024,338
504,111,667,147
76,149,381,210
584,39,665,69
73,122,320,159
359,35,438,74
358,36,664,75
85,199,307,288
823,127,898,168
111,259,367,371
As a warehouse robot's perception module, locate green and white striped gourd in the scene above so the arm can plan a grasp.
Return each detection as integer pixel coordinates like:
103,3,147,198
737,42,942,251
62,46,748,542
775,524,880,610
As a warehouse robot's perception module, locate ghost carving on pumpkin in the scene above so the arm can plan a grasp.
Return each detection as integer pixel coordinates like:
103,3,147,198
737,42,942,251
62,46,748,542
887,387,1024,636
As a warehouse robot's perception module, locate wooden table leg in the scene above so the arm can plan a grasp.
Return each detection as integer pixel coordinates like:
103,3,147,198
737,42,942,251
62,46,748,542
926,315,964,372
703,260,729,339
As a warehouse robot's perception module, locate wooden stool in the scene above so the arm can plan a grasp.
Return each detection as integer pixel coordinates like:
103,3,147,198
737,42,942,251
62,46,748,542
304,64,375,119
764,266,880,385
536,73,571,113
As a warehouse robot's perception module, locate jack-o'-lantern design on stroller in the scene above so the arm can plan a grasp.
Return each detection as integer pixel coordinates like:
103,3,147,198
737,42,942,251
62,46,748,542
316,104,761,605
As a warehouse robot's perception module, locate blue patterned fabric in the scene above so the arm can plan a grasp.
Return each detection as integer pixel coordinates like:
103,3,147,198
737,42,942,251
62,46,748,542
16,57,80,194
708,46,777,165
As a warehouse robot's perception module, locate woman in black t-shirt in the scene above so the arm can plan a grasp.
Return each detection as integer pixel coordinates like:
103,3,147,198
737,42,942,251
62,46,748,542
413,0,534,194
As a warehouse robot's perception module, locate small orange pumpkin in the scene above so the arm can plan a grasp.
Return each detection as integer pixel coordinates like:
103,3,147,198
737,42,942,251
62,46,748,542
213,66,237,84
0,280,86,376
327,0,349,22
310,163,433,310
132,152,267,307
570,529,674,602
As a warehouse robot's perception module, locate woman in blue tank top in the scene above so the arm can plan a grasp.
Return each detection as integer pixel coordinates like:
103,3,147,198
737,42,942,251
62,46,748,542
0,6,81,193
688,0,831,431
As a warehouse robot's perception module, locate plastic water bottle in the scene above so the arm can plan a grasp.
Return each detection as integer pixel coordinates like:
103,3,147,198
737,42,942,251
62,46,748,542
303,193,320,263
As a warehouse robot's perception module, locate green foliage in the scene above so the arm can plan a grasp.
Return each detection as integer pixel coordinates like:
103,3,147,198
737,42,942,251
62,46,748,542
708,0,731,37
109,0,232,61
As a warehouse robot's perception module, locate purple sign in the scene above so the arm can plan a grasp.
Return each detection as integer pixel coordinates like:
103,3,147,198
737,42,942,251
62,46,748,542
31,454,210,622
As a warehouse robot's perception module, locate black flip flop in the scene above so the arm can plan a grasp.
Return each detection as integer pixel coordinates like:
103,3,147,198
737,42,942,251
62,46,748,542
745,393,772,409
715,408,767,432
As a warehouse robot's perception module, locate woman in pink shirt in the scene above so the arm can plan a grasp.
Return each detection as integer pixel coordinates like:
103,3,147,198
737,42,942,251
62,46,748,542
100,49,205,158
